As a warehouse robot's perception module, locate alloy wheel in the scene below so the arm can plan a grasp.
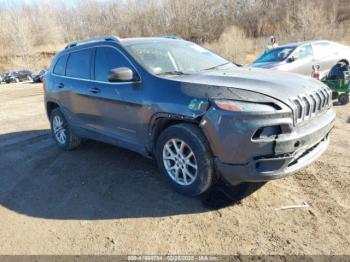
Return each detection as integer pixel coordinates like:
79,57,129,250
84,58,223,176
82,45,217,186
162,138,198,186
52,115,67,145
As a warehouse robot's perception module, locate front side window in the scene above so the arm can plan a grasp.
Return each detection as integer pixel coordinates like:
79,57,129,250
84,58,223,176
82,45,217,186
293,44,313,60
66,49,93,79
124,41,232,75
53,55,67,76
94,47,133,82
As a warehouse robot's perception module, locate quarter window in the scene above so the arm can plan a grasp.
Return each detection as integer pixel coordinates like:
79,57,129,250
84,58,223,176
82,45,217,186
66,49,93,79
53,56,67,76
94,47,133,82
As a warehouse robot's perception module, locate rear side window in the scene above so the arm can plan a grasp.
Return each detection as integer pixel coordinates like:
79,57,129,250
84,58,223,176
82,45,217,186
94,47,133,82
66,49,93,79
53,56,67,76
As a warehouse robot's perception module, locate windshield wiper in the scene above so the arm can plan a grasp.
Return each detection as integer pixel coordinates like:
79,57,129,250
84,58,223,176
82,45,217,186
201,62,231,71
157,70,189,76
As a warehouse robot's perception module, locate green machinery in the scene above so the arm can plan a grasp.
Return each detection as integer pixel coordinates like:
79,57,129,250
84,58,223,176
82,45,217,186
322,79,350,105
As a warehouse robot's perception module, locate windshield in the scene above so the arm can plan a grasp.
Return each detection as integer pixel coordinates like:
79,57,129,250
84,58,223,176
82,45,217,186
124,40,234,75
255,46,296,63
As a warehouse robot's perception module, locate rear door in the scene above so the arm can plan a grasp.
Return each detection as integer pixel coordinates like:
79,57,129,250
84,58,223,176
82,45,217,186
61,48,106,132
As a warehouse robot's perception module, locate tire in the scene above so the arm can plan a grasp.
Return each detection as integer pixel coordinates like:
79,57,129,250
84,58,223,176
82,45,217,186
50,108,81,150
15,78,19,83
332,91,339,100
155,123,215,196
338,93,349,105
27,76,33,81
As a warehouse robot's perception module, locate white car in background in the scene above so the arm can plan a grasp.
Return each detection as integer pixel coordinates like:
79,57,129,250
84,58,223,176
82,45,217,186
251,40,350,78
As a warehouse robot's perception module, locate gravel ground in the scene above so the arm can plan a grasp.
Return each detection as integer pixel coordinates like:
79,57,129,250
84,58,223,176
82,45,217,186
0,82,349,255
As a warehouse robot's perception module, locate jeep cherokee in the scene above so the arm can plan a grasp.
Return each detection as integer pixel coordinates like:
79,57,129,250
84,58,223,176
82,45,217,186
44,36,335,196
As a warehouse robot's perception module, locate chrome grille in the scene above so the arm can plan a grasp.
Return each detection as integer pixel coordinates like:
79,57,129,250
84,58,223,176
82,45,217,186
291,88,332,123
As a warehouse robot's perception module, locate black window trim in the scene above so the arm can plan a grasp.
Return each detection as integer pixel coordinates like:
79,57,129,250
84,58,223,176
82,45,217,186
51,44,142,84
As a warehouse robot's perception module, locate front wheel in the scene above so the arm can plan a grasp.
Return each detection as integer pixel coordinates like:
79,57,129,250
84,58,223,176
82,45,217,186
50,108,81,150
155,123,215,196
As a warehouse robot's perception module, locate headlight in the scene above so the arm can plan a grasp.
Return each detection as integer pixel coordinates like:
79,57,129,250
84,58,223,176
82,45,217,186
214,100,277,112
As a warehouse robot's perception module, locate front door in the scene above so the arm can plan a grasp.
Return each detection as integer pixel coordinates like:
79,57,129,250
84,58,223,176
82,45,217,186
91,46,143,145
286,44,314,76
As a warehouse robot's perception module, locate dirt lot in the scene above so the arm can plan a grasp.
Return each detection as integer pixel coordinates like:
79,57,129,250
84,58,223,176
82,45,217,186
0,82,349,255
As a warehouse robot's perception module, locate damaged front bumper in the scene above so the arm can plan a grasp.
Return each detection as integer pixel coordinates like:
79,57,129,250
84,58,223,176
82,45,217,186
202,106,335,184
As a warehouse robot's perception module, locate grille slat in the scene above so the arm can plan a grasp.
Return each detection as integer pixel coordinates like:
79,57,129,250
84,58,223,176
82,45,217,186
315,92,322,111
319,90,326,109
310,95,316,114
302,97,310,118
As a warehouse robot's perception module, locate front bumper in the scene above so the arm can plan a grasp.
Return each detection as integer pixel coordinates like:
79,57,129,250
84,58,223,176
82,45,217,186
202,106,335,184
215,135,329,183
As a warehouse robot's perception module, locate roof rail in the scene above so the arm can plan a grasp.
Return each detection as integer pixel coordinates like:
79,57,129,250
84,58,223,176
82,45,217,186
65,35,120,49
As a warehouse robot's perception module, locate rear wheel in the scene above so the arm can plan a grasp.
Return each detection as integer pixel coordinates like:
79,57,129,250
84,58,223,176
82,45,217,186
50,108,81,150
155,123,215,196
338,93,349,105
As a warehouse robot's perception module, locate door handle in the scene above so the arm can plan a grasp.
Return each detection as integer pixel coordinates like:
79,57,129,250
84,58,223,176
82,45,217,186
89,87,101,94
56,83,64,89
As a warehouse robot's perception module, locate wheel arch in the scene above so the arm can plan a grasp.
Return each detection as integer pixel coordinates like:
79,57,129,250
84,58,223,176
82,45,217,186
146,113,202,156
46,101,60,118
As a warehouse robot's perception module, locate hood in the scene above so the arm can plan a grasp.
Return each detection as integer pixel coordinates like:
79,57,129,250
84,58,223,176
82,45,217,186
175,67,329,108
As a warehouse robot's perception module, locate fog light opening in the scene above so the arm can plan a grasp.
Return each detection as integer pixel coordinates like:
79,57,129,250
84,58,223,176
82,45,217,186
252,126,282,140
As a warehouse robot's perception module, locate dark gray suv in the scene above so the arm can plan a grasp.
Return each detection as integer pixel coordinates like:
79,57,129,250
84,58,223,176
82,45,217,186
44,36,335,196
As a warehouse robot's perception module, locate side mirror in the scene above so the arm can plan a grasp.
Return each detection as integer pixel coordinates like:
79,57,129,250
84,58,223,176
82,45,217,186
108,67,135,82
287,56,296,63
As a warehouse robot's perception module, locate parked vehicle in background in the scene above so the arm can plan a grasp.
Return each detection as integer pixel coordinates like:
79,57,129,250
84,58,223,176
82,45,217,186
251,40,350,78
32,69,47,83
4,71,19,83
4,70,32,83
44,36,335,196
17,70,33,81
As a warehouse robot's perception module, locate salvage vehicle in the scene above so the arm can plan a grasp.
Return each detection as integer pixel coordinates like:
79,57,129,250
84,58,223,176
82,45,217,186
32,69,47,83
3,71,19,83
251,40,350,78
4,70,32,83
44,36,335,196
